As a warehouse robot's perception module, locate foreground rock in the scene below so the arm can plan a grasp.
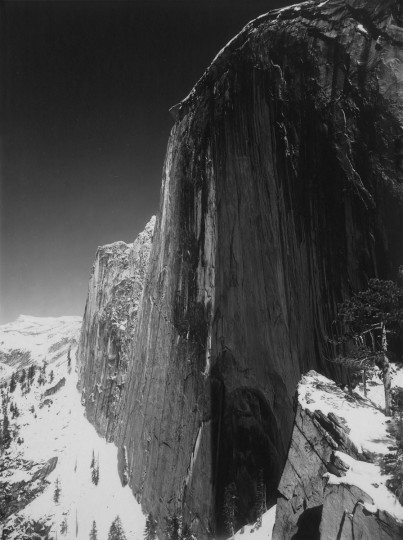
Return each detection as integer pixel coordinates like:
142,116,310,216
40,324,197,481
79,0,403,536
273,371,403,539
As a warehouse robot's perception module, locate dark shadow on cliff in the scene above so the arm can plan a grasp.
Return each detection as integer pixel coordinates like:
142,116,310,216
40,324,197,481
210,350,283,536
291,505,323,540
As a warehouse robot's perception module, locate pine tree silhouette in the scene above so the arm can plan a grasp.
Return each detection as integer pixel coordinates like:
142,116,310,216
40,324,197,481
9,372,17,393
255,468,266,528
60,517,68,535
2,407,11,448
223,483,238,539
182,523,193,540
108,516,127,540
333,278,403,415
89,520,98,540
28,364,36,381
90,452,100,486
144,513,157,540
165,514,181,540
54,477,61,503
19,369,26,385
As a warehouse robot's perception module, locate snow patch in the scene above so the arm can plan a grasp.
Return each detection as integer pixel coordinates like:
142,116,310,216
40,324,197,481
356,23,369,35
325,451,403,522
299,370,393,455
234,505,276,540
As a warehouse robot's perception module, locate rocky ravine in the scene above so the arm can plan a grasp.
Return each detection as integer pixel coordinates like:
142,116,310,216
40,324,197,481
78,0,403,537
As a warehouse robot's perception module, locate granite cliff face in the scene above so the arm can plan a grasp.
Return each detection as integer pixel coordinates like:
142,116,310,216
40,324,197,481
79,0,403,536
77,217,155,440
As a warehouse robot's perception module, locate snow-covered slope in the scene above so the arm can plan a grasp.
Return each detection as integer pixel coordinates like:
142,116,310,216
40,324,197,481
299,371,403,521
273,368,403,539
0,315,82,379
234,505,276,540
0,316,146,540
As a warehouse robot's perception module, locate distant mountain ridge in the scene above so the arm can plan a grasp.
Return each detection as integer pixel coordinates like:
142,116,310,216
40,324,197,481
0,315,82,379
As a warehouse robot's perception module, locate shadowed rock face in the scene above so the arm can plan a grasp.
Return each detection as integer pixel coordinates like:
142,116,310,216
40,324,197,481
80,0,403,536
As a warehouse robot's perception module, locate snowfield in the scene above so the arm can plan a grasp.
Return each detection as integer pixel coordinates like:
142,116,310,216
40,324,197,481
0,316,146,540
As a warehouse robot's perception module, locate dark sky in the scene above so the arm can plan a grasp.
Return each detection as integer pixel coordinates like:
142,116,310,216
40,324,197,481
1,0,291,324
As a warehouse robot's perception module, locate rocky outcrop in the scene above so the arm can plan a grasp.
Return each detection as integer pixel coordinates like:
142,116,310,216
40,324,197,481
0,457,58,524
77,217,155,439
77,0,403,536
321,484,403,540
273,371,403,539
42,378,65,398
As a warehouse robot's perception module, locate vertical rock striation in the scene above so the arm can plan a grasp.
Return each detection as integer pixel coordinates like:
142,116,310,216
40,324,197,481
79,0,403,536
77,217,155,440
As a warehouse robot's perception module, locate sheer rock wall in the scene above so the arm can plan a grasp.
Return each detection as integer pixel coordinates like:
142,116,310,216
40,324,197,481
79,0,403,536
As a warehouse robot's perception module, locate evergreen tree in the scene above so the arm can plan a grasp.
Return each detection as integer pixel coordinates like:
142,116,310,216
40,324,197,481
2,407,11,448
60,517,68,535
328,343,377,396
89,520,98,540
54,477,61,503
182,523,193,540
255,469,266,528
49,370,54,383
90,452,100,485
9,372,17,393
91,462,100,485
19,369,26,386
144,513,157,540
223,483,238,539
67,347,72,369
11,403,19,419
108,516,127,540
28,364,36,382
333,278,403,416
165,514,181,540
